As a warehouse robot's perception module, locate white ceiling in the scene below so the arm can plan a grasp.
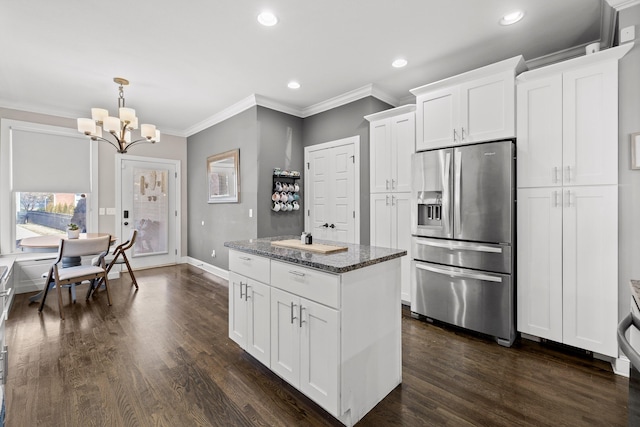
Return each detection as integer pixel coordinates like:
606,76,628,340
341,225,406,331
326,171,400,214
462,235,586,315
0,0,610,137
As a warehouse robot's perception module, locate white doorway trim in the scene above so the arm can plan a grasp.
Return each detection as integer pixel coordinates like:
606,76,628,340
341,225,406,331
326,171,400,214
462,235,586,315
115,154,181,262
303,135,360,244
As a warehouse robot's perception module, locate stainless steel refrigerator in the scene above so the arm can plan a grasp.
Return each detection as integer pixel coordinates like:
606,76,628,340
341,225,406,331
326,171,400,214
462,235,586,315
410,140,515,346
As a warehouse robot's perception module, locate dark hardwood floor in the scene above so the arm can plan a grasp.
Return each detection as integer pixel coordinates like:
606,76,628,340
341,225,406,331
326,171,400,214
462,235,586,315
5,264,629,426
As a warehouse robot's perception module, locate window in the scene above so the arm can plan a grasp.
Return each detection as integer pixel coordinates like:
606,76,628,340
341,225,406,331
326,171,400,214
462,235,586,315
1,120,98,253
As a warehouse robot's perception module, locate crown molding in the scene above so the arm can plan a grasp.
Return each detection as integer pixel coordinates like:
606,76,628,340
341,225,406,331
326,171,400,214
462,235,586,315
184,94,259,136
364,104,416,122
606,0,640,10
300,84,399,118
525,42,594,70
254,95,304,117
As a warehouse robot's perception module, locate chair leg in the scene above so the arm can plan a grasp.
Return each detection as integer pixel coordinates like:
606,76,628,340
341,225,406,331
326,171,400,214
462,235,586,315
55,279,65,320
121,254,138,290
38,268,54,313
102,274,112,306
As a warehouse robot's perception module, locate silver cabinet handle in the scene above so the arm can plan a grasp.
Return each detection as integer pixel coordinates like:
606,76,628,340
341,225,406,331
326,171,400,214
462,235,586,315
386,195,390,206
461,127,465,141
245,284,251,301
391,195,395,206
618,312,640,369
553,191,560,208
299,305,306,328
566,190,572,207
239,281,246,300
415,238,502,253
566,165,571,183
453,129,458,142
239,256,251,261
288,270,306,277
0,345,7,384
290,302,298,324
391,179,396,189
553,167,560,184
416,263,502,283
386,179,390,190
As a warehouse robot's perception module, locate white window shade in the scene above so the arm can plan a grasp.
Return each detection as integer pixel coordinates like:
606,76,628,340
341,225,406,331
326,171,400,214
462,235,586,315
11,128,92,193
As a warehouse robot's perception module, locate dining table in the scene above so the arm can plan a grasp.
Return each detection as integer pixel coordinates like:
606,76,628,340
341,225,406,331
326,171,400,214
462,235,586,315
19,233,116,303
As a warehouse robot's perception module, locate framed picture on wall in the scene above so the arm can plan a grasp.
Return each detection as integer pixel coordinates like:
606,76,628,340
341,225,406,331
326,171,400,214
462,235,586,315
631,133,640,170
207,149,240,203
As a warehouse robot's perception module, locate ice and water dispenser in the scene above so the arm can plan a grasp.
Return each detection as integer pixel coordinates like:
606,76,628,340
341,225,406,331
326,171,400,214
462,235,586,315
416,191,443,226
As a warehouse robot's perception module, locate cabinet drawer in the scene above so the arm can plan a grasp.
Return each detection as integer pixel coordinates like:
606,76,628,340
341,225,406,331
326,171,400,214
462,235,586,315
229,251,270,283
271,260,339,309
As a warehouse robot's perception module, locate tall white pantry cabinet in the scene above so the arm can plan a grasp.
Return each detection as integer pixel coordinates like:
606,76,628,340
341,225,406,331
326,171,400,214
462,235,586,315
516,44,632,358
365,105,415,304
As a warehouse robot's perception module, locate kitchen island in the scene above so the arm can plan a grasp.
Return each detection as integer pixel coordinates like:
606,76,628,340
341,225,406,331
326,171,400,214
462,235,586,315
224,236,406,426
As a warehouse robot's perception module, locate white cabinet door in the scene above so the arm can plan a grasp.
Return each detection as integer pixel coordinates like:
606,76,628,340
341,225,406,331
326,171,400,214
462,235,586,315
370,119,392,193
562,185,618,357
391,112,415,192
246,279,271,366
299,298,339,416
562,61,618,186
229,272,248,349
270,287,300,387
516,75,563,188
416,86,459,151
460,71,516,143
393,193,412,304
370,194,393,249
516,189,563,342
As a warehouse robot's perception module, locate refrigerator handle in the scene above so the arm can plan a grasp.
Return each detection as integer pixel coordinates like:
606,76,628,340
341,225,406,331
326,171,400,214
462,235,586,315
454,150,462,234
443,151,452,235
415,238,503,253
415,263,502,283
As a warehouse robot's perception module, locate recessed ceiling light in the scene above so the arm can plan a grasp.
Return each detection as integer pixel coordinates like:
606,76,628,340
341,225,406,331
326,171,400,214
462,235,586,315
257,11,278,26
288,81,301,89
392,58,408,68
500,11,524,26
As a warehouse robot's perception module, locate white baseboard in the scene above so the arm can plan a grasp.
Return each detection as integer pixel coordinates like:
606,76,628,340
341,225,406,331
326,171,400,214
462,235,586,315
612,355,630,377
185,256,229,281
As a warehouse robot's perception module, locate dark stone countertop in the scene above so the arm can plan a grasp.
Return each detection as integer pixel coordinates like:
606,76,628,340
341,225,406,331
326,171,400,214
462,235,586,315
224,236,406,274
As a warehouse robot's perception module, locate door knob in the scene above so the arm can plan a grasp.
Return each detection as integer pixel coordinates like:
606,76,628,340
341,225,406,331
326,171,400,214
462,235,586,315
124,222,129,226
329,224,335,229
322,223,329,228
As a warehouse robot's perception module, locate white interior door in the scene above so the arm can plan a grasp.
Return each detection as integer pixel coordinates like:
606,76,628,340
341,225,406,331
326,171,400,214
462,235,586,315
118,156,179,269
305,136,359,244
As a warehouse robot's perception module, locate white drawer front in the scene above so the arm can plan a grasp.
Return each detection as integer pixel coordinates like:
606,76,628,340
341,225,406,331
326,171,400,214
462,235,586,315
271,260,339,309
229,251,270,283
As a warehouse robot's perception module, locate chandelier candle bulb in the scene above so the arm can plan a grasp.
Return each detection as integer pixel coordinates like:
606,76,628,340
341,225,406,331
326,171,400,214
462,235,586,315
124,130,132,143
119,107,136,123
91,108,108,122
77,118,96,135
129,117,138,130
103,116,120,133
154,129,161,142
141,124,156,139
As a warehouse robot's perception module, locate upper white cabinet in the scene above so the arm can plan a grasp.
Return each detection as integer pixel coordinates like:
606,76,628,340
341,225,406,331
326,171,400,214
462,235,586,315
365,105,415,193
517,53,622,188
411,56,526,151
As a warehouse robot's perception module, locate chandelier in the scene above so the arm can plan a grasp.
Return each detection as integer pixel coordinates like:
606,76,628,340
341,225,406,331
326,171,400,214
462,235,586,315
77,77,160,153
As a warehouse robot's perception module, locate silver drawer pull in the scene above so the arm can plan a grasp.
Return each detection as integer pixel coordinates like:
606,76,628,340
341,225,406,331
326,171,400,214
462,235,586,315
0,345,7,384
416,263,502,283
239,256,252,261
0,288,12,298
288,271,306,277
415,239,502,254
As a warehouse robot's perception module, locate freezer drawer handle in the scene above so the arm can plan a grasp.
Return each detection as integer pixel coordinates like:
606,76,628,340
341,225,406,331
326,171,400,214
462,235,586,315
415,263,502,282
238,256,252,261
288,270,306,277
617,312,640,369
415,239,502,253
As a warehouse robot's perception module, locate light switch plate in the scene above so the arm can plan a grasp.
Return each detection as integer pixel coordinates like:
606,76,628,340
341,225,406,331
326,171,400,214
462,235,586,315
99,208,105,215
621,25,635,43
106,207,116,215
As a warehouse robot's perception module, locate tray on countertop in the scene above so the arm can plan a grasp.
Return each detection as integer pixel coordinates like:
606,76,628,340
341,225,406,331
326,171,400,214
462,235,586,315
270,239,348,254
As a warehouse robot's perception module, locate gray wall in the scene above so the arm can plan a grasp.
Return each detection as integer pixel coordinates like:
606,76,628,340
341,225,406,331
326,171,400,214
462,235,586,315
256,106,304,238
187,107,258,270
617,5,640,325
302,97,394,244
